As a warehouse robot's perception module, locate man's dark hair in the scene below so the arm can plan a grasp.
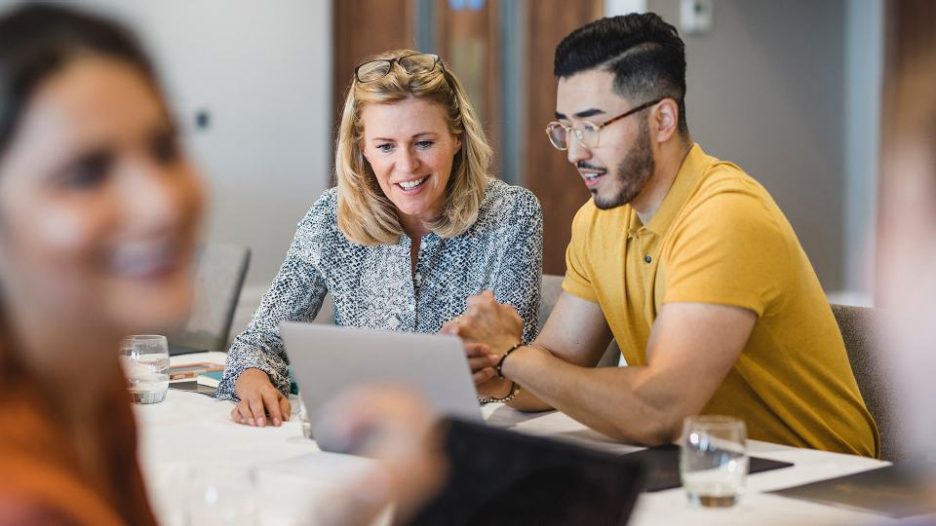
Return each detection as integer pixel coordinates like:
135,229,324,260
0,3,160,157
554,13,689,135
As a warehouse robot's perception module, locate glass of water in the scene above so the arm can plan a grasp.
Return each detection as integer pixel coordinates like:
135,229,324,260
120,335,170,404
679,415,748,507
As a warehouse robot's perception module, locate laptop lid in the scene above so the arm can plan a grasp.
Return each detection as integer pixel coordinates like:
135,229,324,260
281,322,483,450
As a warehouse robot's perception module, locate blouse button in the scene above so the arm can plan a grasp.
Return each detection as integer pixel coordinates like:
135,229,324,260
644,255,652,264
415,272,422,285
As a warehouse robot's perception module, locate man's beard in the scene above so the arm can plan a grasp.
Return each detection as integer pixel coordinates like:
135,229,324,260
592,119,654,210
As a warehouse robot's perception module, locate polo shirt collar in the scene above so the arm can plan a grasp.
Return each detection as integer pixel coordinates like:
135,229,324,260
640,143,709,236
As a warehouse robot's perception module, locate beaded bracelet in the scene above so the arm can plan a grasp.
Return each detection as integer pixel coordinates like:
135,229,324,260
495,341,524,379
478,381,521,405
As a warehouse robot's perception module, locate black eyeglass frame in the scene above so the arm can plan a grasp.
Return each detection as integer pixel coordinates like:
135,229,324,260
353,53,443,83
545,98,663,150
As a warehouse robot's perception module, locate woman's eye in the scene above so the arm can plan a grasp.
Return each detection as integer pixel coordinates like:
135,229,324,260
60,152,111,190
415,140,434,149
376,143,394,153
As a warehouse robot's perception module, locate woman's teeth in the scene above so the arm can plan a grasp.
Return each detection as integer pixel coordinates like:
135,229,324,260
112,244,178,278
398,176,428,190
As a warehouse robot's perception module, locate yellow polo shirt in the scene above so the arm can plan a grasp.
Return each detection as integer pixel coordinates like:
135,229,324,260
563,144,878,457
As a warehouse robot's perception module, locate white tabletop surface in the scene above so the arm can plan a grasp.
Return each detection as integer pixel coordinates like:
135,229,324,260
136,352,898,526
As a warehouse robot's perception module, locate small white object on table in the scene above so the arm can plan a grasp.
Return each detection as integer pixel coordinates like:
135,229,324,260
136,352,894,526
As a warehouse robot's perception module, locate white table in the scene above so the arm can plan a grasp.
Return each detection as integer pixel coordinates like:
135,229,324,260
137,352,896,526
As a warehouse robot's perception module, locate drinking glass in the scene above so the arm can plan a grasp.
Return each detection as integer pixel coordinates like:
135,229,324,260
292,394,313,440
679,415,748,507
120,335,170,404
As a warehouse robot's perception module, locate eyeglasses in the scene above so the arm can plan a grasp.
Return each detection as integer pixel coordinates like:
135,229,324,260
354,53,443,83
545,99,662,150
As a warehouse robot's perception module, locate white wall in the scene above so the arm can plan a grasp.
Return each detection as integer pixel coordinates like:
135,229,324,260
843,0,883,303
650,0,852,292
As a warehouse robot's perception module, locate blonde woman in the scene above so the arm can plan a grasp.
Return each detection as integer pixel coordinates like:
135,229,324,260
219,50,543,426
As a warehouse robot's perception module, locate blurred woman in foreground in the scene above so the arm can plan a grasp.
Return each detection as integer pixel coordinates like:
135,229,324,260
0,4,203,523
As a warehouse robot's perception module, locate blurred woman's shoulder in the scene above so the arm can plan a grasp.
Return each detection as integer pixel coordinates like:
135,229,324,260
0,370,156,525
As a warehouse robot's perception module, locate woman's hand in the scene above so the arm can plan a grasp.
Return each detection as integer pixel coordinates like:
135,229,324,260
230,368,291,427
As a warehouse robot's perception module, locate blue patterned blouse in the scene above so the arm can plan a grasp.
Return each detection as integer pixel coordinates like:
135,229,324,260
218,179,543,399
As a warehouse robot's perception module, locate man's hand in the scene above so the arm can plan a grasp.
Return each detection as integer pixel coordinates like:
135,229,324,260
464,342,499,385
442,291,523,353
231,368,291,427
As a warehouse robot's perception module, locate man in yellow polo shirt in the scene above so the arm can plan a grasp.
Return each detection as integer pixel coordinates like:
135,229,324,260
447,13,878,457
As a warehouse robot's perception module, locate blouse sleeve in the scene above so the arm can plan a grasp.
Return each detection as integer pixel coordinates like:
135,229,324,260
217,199,331,400
491,189,544,344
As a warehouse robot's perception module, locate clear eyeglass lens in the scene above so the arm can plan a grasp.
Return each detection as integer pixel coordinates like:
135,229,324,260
357,60,392,82
577,125,598,148
547,124,568,149
399,54,437,74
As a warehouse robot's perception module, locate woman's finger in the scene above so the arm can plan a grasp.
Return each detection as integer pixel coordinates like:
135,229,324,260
278,394,292,422
472,367,495,384
246,394,267,427
464,342,492,358
468,356,495,372
233,400,252,425
260,388,284,426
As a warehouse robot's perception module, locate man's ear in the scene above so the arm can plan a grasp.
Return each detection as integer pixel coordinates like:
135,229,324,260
653,99,680,143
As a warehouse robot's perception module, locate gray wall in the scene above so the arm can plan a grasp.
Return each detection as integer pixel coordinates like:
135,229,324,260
844,0,883,300
650,0,847,291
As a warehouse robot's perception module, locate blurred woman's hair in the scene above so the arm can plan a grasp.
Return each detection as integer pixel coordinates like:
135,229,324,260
335,49,492,245
0,3,161,157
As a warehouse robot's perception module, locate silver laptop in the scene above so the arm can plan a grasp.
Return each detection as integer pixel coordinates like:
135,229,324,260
281,322,483,450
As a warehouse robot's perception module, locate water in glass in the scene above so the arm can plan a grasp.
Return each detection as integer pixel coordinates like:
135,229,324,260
121,335,170,404
680,415,748,507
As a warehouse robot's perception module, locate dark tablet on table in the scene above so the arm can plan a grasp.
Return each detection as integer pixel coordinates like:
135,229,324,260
409,418,645,526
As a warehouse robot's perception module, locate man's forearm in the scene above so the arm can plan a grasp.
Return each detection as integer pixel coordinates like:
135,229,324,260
502,345,680,445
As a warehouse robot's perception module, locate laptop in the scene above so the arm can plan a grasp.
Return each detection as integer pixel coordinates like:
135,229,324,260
280,322,483,450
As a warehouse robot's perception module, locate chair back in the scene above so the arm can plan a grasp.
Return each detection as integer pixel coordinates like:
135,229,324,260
830,304,901,461
539,274,621,367
167,243,250,352
539,274,565,332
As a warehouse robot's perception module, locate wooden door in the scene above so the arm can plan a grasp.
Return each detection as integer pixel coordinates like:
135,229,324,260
523,0,603,275
435,0,501,169
333,0,415,128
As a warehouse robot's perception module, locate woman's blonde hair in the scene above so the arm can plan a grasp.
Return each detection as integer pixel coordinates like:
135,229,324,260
335,49,493,245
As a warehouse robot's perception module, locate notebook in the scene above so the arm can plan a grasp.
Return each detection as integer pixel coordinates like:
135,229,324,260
622,444,793,492
768,462,936,518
